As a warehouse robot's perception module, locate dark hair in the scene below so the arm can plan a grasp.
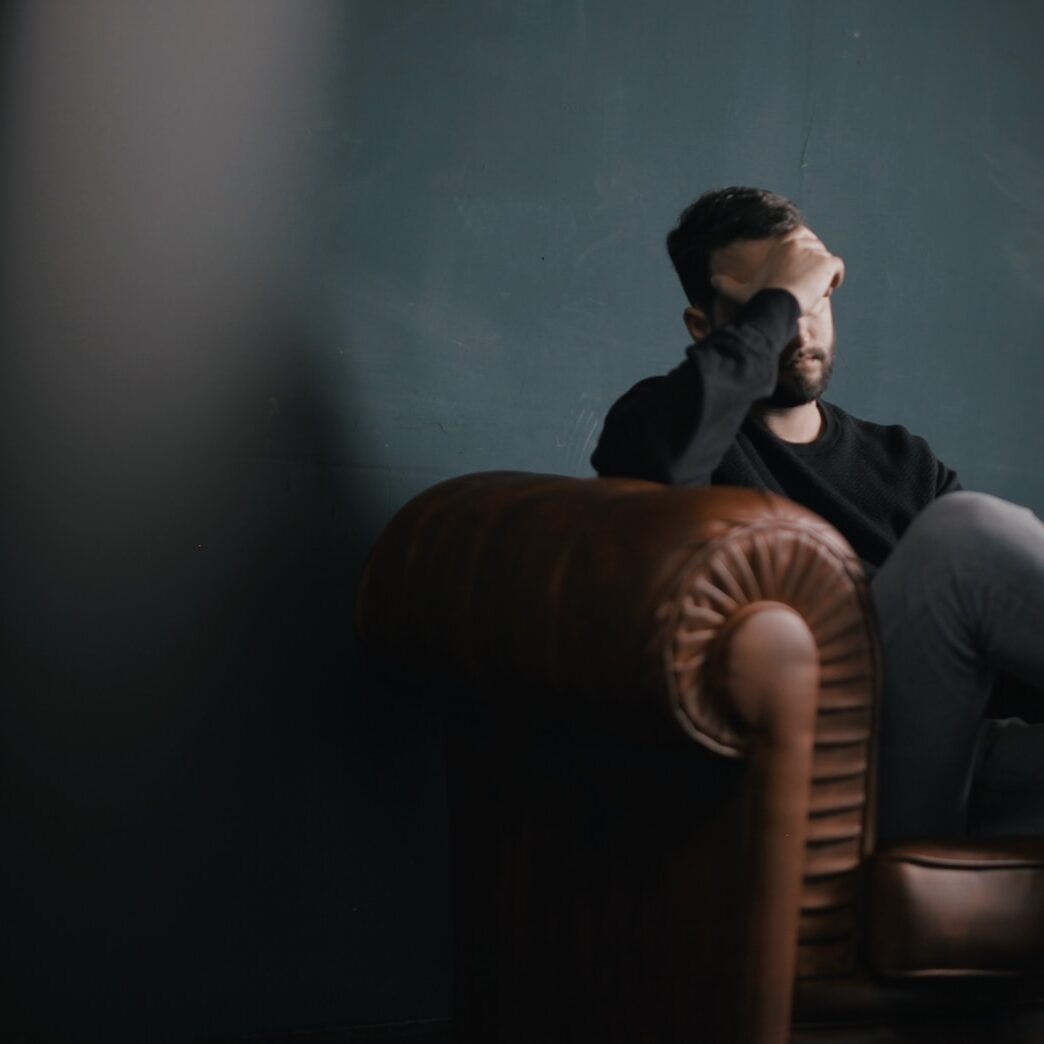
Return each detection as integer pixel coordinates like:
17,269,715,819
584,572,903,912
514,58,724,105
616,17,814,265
666,187,804,313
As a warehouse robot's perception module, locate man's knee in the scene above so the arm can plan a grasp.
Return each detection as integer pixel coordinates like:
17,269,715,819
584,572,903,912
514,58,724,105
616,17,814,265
904,491,1041,568
917,489,1024,525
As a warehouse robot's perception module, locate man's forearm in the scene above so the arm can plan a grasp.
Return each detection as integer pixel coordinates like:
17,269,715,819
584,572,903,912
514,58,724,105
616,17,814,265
591,288,799,485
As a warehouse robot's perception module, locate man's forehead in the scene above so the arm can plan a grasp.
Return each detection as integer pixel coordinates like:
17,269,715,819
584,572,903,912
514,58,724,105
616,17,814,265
710,224,812,276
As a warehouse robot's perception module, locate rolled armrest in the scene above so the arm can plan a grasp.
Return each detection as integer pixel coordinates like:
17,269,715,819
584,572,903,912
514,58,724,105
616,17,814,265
357,476,881,1035
356,471,873,741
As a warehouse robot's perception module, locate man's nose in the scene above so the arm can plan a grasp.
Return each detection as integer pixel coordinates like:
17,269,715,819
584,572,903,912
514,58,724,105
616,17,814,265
791,320,811,348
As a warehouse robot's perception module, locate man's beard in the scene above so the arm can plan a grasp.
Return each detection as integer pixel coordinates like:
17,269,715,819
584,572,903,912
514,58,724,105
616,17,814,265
761,340,836,408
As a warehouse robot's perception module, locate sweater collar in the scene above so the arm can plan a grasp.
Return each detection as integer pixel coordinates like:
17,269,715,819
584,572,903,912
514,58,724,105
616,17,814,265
746,400,841,454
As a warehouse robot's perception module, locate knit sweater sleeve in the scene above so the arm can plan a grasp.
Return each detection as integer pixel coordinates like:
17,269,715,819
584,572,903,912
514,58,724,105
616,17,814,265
590,288,800,485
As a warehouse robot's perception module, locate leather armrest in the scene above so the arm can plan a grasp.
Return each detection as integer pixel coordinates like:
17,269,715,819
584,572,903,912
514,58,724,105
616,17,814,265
356,471,874,754
356,470,883,1037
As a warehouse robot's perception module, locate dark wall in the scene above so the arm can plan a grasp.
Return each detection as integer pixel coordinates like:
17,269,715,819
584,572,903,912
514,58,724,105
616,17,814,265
3,1,1043,1041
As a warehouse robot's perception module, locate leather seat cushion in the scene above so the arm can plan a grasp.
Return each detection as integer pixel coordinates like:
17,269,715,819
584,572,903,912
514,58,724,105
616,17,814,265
868,839,1044,976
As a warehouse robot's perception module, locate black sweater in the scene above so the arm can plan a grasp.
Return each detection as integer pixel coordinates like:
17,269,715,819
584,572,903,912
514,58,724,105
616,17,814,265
591,288,961,579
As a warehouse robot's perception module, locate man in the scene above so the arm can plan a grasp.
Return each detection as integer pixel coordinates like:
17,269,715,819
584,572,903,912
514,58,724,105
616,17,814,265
591,186,1044,843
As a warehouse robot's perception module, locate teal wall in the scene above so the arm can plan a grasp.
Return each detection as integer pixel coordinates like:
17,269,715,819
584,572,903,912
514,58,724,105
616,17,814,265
2,2,1043,1041
336,0,1044,523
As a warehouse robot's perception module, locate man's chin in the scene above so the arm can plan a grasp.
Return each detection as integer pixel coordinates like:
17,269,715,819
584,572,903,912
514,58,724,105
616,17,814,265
764,358,834,407
762,379,828,408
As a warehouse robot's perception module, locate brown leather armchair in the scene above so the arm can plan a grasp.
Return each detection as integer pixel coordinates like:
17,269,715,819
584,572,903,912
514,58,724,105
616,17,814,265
355,472,1044,1043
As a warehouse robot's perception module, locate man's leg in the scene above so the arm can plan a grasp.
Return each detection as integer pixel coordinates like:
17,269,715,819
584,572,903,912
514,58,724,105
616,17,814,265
871,491,1044,843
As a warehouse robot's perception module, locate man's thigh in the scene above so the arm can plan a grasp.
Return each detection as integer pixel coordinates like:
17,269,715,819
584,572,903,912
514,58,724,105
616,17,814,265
871,491,1044,840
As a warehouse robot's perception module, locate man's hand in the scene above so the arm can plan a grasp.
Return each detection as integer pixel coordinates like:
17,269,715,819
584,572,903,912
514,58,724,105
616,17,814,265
710,227,845,316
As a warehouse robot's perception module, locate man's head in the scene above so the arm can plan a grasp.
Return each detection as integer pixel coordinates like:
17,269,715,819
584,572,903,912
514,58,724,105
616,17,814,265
666,186,836,408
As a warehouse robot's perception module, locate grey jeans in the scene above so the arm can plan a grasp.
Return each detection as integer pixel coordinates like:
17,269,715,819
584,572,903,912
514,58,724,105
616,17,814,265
872,490,1044,843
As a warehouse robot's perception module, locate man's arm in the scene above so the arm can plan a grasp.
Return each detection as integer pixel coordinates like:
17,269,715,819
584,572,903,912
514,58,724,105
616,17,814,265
592,226,845,485
590,289,799,485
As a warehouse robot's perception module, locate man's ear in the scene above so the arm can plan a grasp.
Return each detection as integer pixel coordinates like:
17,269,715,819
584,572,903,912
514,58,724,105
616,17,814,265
683,306,712,344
